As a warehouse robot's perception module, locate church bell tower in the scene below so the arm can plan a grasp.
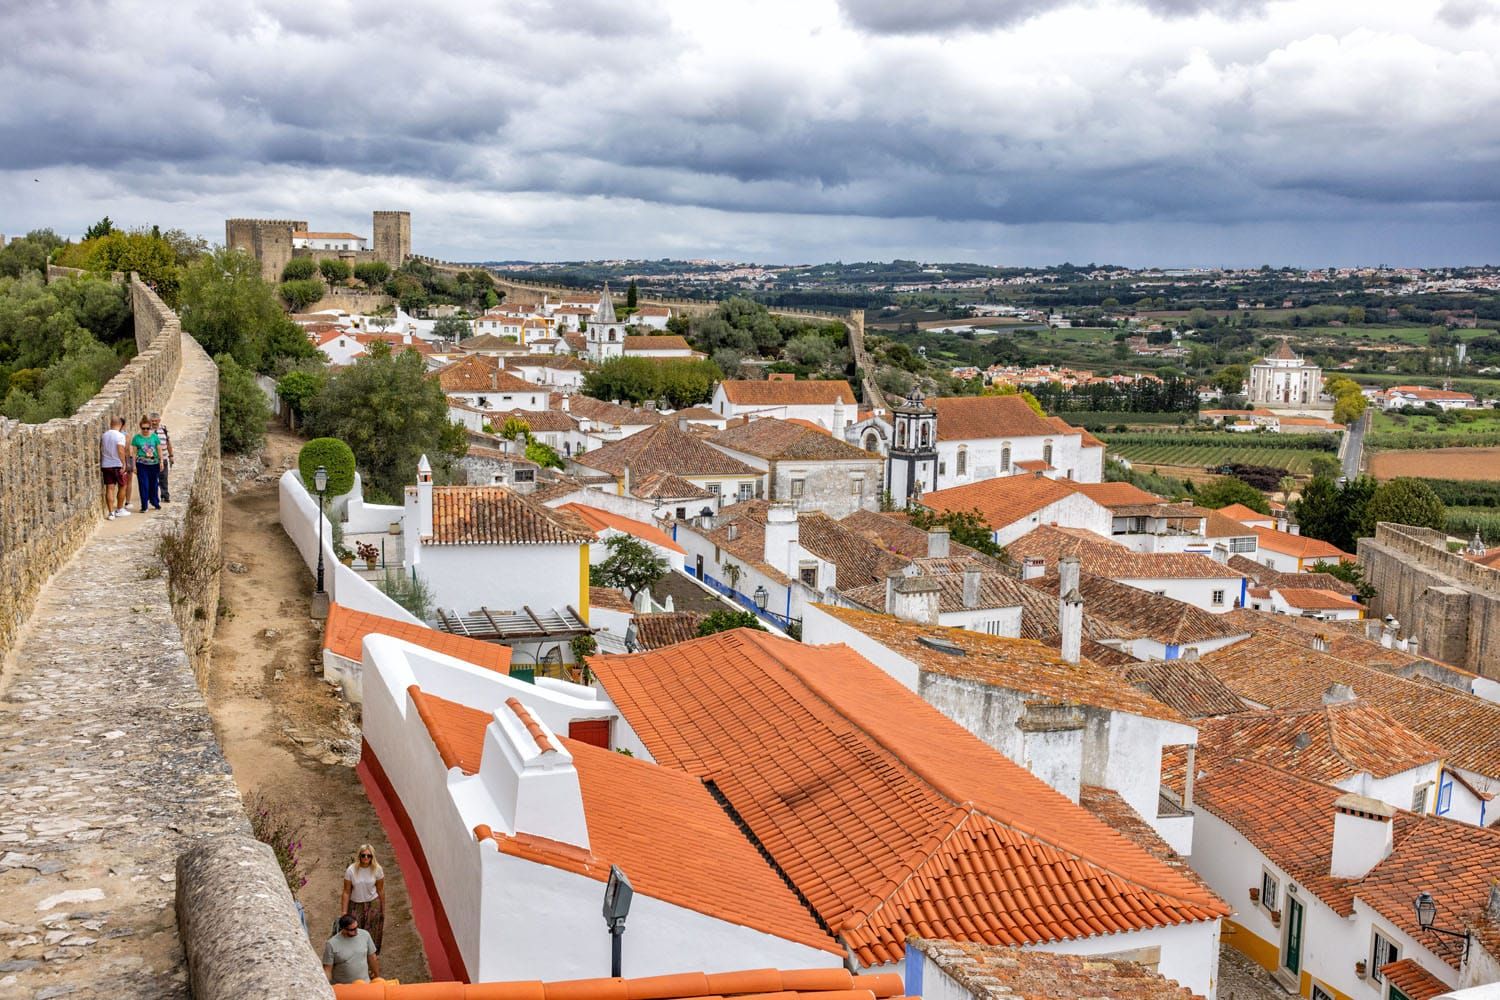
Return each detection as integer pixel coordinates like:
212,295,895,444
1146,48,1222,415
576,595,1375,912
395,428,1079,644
886,389,937,507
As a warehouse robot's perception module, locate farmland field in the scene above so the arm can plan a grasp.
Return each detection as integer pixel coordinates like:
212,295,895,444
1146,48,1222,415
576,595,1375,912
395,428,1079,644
1106,441,1334,475
1369,447,1500,481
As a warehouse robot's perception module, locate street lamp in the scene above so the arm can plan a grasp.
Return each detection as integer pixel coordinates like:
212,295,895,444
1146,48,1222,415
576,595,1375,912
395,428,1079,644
603,865,633,977
314,465,329,596
753,585,769,611
1413,892,1471,961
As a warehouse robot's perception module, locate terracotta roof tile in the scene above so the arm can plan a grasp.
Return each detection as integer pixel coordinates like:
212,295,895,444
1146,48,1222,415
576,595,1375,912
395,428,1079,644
1026,572,1248,646
1008,525,1245,581
1378,960,1448,1000
436,354,543,393
700,502,909,593
921,475,1081,529
837,510,1006,570
1121,661,1247,719
334,966,908,1000
630,471,714,501
710,419,880,462
591,629,1225,965
1196,633,1500,776
622,335,692,351
813,604,1183,721
587,586,633,613
927,395,1060,442
1062,481,1162,507
1047,415,1106,450
841,566,1031,615
1218,608,1421,673
631,611,706,649
405,687,840,955
1274,587,1362,611
719,379,856,406
909,937,1197,1000
1193,703,1444,783
323,603,513,673
1250,526,1352,561
1215,503,1272,523
428,486,596,545
575,422,759,478
560,503,685,554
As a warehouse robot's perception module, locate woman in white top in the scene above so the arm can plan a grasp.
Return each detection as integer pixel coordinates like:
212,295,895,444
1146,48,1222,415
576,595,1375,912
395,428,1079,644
341,844,386,953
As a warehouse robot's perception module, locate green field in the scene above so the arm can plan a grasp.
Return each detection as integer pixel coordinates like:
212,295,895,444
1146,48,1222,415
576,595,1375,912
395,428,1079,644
1102,431,1337,475
1445,507,1500,545
1370,408,1500,435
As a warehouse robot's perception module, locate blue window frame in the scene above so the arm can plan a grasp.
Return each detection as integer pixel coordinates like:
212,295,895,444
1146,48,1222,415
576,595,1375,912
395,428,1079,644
1436,774,1454,815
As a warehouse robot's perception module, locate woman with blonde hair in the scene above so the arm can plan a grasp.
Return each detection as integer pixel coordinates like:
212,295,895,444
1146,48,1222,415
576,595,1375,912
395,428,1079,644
341,844,385,953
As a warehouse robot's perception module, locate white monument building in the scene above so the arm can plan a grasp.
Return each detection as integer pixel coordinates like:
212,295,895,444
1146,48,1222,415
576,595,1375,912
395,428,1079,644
1244,339,1324,409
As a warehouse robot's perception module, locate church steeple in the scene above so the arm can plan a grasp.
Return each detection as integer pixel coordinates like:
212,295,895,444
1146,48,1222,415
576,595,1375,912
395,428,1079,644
595,282,618,325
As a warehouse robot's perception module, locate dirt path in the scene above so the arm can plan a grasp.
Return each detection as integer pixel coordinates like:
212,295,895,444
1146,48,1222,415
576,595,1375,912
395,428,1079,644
207,423,429,983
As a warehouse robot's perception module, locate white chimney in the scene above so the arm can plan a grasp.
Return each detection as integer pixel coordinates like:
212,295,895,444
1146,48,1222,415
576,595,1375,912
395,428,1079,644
1022,556,1046,581
887,575,942,624
1015,701,1086,803
561,395,570,412
1312,634,1329,653
1322,682,1357,705
927,529,951,559
416,454,434,538
962,564,982,609
763,502,799,578
1211,543,1228,564
833,395,847,430
476,698,589,849
622,463,632,497
1058,556,1083,665
1330,793,1394,879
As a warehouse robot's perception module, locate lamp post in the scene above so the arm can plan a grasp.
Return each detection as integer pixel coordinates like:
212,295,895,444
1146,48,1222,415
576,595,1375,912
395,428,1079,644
753,585,769,612
1413,892,1471,961
314,465,329,597
602,865,633,978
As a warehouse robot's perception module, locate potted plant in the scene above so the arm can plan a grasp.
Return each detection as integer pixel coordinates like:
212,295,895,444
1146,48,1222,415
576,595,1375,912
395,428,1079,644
1355,960,1367,979
1270,909,1282,927
355,541,380,569
1249,887,1260,904
335,543,356,567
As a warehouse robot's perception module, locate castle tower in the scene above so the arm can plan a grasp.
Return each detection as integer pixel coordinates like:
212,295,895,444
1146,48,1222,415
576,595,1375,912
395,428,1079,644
225,218,307,282
886,388,937,507
372,211,411,267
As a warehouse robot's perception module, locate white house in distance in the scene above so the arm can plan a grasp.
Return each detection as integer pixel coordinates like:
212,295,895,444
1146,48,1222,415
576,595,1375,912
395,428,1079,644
802,597,1204,855
570,421,761,512
1376,385,1481,411
588,628,1229,993
712,376,858,431
356,634,846,982
435,354,550,412
920,472,1114,548
293,230,367,251
621,334,695,358
1025,570,1251,661
626,304,672,329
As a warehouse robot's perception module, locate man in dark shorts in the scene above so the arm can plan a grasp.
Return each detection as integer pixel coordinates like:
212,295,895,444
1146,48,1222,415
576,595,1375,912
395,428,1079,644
101,416,130,520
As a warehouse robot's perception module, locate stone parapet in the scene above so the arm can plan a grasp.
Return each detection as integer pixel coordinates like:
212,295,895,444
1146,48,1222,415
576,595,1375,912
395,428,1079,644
177,837,334,1000
0,273,183,662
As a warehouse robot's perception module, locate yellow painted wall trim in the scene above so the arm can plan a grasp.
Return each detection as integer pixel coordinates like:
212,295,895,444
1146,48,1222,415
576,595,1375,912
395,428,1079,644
579,544,590,623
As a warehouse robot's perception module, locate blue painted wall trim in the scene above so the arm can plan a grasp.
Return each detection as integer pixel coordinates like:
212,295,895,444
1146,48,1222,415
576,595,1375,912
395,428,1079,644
904,947,923,996
1166,644,1180,660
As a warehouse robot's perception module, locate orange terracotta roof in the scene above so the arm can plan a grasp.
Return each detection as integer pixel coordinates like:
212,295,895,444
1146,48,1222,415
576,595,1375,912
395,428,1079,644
927,395,1058,442
1215,503,1272,523
622,335,692,351
1046,415,1105,449
576,422,758,479
323,603,512,673
590,629,1226,964
1196,633,1500,776
1012,459,1051,471
1274,587,1361,611
436,355,543,394
587,586,633,613
1224,558,1349,597
334,967,906,1000
1062,481,1162,507
837,510,1006,570
1007,525,1245,581
1202,510,1257,539
718,379,856,405
559,503,685,554
921,474,1080,529
700,502,909,592
405,687,840,955
909,937,1196,1000
1377,960,1448,1000
710,419,878,461
629,470,713,501
631,611,706,649
428,486,596,545
1121,661,1247,719
1193,703,1443,783
813,603,1183,721
1026,572,1246,646
1250,526,1352,561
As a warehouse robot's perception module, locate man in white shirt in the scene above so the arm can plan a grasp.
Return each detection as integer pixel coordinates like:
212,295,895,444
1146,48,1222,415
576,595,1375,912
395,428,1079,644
101,416,130,520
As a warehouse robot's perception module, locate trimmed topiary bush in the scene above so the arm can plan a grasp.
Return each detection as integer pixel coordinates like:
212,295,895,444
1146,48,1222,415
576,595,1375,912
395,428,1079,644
298,437,356,497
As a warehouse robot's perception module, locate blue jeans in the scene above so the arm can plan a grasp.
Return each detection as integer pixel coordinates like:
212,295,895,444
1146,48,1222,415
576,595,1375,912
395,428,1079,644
136,463,161,510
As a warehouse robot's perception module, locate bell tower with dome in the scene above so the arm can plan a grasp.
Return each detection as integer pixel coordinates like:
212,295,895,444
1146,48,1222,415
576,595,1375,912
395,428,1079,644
886,389,938,507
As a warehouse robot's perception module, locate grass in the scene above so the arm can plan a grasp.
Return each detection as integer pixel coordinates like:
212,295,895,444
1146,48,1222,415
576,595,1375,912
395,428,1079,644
1445,507,1500,545
1102,432,1336,475
1370,409,1500,435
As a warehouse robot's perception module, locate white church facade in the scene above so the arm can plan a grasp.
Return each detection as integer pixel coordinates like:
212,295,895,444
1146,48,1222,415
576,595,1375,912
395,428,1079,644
1244,339,1325,410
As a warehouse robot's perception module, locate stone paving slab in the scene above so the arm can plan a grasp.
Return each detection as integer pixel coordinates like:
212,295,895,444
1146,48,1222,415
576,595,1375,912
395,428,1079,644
0,332,245,999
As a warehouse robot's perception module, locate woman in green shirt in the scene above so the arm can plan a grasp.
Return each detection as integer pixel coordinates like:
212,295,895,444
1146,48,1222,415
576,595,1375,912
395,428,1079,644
131,417,163,512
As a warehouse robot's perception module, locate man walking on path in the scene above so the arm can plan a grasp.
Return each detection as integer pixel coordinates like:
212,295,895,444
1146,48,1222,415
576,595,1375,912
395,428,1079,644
149,412,175,503
101,416,130,520
322,914,380,985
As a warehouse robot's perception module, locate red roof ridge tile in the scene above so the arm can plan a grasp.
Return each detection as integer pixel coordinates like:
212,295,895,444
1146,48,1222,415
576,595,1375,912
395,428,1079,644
504,697,557,753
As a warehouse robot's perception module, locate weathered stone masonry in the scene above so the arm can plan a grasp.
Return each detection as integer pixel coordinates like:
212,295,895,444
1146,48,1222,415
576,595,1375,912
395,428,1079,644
0,269,182,663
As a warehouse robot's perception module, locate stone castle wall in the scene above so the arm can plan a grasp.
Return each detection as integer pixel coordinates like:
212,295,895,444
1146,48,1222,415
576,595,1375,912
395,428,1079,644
1358,522,1500,680
0,270,183,662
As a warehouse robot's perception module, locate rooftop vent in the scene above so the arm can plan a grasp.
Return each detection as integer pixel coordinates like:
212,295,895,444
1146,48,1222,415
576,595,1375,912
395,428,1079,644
1294,732,1312,750
917,635,966,657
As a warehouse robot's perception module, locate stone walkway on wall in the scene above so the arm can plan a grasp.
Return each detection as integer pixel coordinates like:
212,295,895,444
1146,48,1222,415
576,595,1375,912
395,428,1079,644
0,332,242,999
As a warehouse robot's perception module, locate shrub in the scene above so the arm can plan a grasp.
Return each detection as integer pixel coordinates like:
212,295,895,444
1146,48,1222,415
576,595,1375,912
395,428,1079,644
279,278,324,310
318,258,352,284
298,437,357,497
697,609,768,636
216,353,269,453
378,568,434,620
281,257,317,281
244,790,314,900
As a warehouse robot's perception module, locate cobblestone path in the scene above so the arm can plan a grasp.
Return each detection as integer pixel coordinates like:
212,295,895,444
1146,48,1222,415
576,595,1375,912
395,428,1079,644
0,334,244,999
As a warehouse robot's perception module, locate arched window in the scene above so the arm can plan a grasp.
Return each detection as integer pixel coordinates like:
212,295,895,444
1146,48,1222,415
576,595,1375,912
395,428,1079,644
864,432,880,452
608,330,616,342
895,420,906,448
1001,445,1011,473
956,446,967,477
1043,441,1053,467
919,423,930,447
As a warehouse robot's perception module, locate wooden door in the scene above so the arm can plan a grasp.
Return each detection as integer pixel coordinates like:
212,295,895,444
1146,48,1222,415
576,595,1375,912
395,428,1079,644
1283,896,1304,975
569,719,610,749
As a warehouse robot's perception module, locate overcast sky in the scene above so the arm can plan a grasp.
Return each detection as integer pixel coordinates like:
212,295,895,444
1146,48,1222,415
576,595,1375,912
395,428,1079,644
3,0,1499,267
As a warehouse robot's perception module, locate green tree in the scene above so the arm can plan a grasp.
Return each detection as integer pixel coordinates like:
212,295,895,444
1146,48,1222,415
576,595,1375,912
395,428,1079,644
281,257,317,281
1346,306,1366,325
432,315,471,341
581,356,721,408
318,258,352,285
179,248,314,372
499,415,532,441
1363,478,1446,535
279,278,324,310
784,333,831,368
525,438,564,469
353,261,390,288
626,280,638,309
908,506,1003,557
83,216,115,241
1309,560,1375,602
1296,474,1377,552
55,228,182,304
1211,365,1248,395
1193,477,1270,514
216,353,270,453
297,437,357,497
590,535,667,598
0,229,65,278
696,609,768,636
1333,391,1367,425
275,367,327,422
302,343,465,501
982,382,1046,416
